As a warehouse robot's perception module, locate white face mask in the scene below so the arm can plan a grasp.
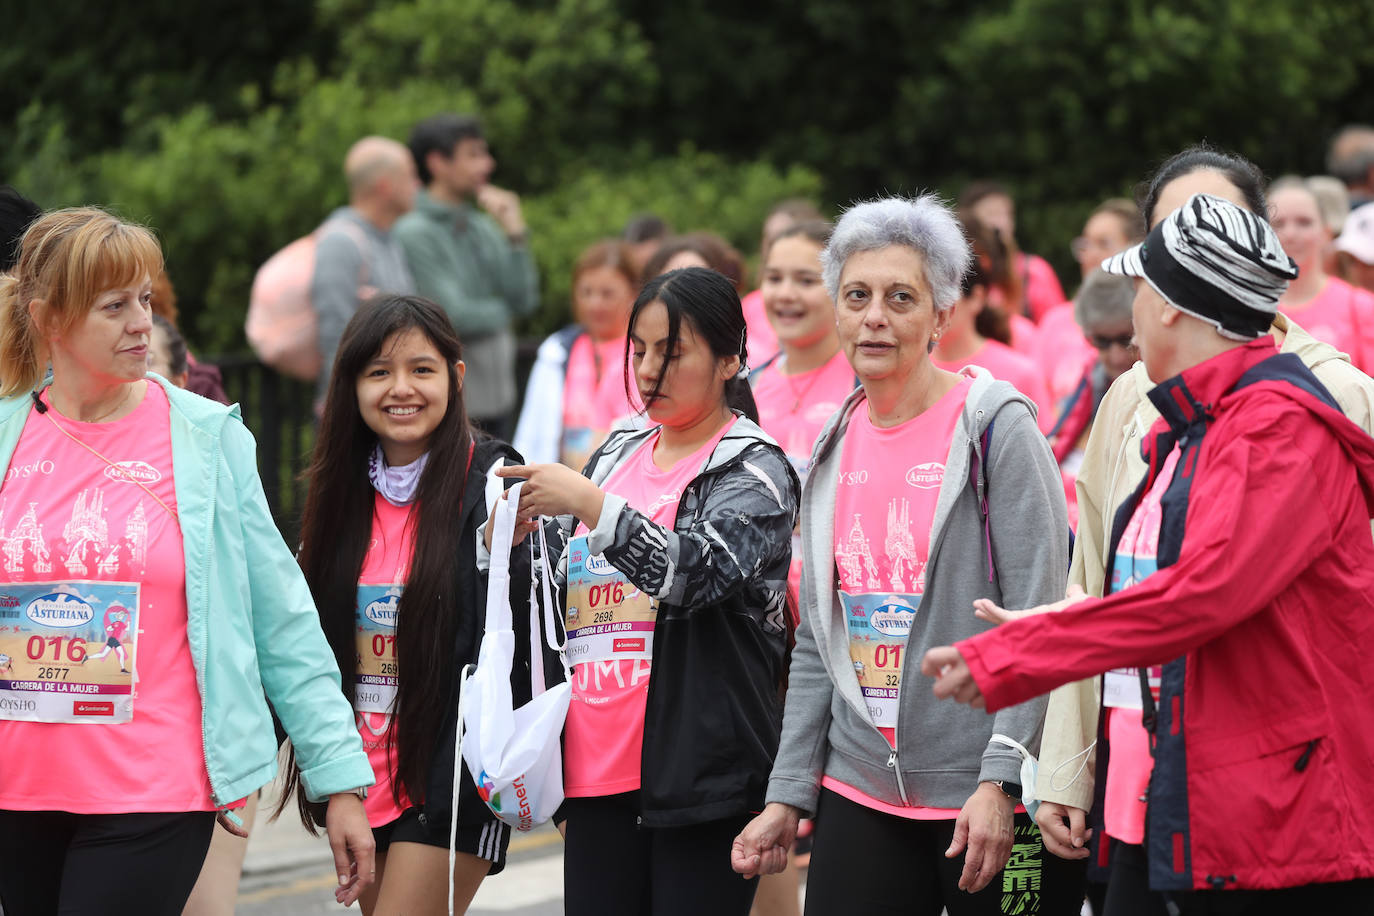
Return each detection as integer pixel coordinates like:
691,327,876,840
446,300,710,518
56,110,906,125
988,734,1040,819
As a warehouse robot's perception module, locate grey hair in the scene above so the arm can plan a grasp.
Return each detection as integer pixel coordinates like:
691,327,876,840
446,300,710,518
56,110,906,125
822,195,972,312
1074,268,1135,332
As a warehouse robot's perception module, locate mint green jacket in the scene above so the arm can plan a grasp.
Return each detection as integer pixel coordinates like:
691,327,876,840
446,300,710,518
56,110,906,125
0,377,373,808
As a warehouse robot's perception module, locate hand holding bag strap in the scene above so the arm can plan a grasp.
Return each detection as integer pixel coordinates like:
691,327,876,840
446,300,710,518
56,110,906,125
535,522,571,678
449,483,522,915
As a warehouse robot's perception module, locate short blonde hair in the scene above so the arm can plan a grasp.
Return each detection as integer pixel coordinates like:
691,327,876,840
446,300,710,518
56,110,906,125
0,208,163,396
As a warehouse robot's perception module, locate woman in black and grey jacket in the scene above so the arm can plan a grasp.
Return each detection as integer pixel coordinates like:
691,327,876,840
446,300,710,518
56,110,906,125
493,267,800,916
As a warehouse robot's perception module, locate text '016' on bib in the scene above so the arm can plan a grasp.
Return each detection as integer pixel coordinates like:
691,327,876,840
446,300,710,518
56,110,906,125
841,590,920,730
564,535,657,667
354,583,401,715
0,581,140,723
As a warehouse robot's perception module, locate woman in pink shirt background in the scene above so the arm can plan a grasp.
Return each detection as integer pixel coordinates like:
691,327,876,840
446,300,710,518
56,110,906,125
1270,176,1374,372
739,198,827,369
959,181,1067,325
514,240,642,468
932,221,1054,431
1034,198,1144,411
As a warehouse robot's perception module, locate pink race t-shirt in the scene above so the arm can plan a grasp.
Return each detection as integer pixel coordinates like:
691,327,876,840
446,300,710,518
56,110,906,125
740,288,780,369
1033,303,1097,411
823,377,971,819
753,350,856,611
934,340,1053,433
752,350,855,481
563,419,737,797
1282,277,1374,373
0,383,214,813
1021,253,1068,324
560,335,641,471
354,493,416,828
1102,446,1182,845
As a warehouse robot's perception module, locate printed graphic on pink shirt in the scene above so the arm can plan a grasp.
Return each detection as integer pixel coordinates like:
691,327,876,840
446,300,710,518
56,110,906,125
0,384,214,813
1102,446,1181,845
834,378,970,740
563,420,734,798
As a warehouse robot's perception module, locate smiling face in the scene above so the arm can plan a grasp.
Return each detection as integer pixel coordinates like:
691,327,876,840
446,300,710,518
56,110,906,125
836,246,951,385
761,235,834,352
48,275,155,387
1271,185,1328,272
630,300,734,429
356,326,460,466
574,265,636,342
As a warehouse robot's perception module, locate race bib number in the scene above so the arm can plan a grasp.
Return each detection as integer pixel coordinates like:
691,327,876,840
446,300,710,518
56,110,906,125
565,536,656,666
354,584,401,715
840,590,919,728
1103,666,1162,710
0,581,140,724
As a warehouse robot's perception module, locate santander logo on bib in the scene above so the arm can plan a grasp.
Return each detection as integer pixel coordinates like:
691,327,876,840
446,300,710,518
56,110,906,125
104,461,162,484
905,463,943,489
26,591,96,628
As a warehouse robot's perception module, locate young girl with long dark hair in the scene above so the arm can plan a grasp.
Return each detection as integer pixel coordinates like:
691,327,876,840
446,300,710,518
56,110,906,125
283,294,545,915
493,267,800,915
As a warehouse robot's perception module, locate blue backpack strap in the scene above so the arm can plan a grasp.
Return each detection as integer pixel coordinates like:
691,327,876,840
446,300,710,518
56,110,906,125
747,350,783,384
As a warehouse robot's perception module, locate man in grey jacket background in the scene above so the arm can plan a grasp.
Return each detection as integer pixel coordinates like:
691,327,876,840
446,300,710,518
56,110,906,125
311,136,418,400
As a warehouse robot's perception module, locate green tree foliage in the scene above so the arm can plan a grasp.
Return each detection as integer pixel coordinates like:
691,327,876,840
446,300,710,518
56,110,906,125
5,0,1373,349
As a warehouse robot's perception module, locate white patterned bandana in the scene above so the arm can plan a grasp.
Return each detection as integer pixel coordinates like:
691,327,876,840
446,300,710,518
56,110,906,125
368,444,429,506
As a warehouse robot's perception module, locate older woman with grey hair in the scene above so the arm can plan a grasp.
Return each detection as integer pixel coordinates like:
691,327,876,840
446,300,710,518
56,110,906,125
1048,269,1137,524
732,196,1083,915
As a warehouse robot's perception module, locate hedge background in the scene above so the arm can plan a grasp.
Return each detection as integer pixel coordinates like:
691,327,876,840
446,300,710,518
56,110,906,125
6,0,1374,354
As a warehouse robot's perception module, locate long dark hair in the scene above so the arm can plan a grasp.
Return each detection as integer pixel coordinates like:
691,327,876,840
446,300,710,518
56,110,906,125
625,266,759,423
280,294,476,830
1138,145,1268,227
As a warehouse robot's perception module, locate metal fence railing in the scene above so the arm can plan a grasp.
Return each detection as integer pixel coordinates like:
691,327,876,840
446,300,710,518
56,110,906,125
215,355,317,545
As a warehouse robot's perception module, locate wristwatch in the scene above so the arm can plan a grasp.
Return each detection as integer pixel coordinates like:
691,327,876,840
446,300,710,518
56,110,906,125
988,779,1021,801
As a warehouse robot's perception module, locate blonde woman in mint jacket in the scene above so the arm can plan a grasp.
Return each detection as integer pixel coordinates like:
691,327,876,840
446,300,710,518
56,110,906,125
0,208,374,915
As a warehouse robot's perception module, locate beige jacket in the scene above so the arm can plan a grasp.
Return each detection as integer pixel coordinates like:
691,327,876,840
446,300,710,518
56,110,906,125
1036,314,1374,811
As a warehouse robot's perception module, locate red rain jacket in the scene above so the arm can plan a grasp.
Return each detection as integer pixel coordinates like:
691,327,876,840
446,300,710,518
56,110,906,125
960,338,1374,892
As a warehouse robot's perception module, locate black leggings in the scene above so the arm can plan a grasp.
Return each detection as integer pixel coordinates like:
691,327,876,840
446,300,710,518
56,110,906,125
562,792,758,916
0,809,216,916
805,788,1087,916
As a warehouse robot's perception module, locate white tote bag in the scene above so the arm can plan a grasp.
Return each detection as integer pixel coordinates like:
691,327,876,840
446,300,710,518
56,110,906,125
452,482,569,883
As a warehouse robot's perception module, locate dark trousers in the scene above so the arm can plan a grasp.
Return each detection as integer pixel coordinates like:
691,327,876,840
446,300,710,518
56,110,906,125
805,788,1087,915
1105,838,1374,915
0,809,216,916
562,792,758,916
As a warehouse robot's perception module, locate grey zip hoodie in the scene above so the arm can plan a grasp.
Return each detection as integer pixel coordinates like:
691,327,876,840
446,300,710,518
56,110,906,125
767,369,1069,814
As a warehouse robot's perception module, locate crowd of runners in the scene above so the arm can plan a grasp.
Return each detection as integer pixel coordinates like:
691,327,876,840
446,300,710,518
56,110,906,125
4,119,1374,916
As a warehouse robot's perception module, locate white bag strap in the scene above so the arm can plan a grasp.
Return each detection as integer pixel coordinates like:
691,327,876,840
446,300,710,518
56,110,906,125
535,522,570,678
450,662,476,916
484,481,521,633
